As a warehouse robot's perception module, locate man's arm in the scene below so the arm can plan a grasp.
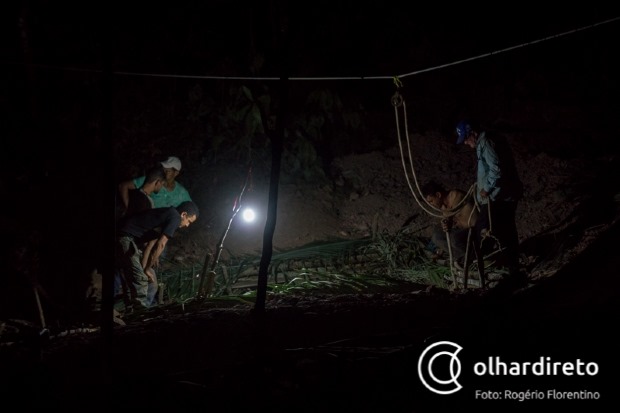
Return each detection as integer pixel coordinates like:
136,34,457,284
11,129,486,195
141,239,157,282
145,234,170,270
141,239,157,269
118,179,137,209
445,190,475,229
481,142,502,196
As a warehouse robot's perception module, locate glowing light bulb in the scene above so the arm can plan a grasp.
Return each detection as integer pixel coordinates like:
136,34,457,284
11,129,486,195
242,208,256,223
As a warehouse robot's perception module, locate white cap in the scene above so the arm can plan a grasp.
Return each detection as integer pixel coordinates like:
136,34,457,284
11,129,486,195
161,156,182,171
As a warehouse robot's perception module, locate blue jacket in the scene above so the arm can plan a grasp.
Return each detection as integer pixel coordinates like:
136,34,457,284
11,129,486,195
476,131,523,204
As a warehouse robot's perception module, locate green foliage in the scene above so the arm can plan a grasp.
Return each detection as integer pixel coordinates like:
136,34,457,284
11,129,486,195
183,82,369,186
158,230,454,304
295,88,366,154
264,273,402,295
360,229,430,278
187,84,215,122
281,133,328,184
186,83,270,164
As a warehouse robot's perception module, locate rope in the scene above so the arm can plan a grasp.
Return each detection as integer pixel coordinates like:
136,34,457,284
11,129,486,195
393,88,479,221
392,91,443,218
393,85,515,288
471,190,503,252
392,88,479,287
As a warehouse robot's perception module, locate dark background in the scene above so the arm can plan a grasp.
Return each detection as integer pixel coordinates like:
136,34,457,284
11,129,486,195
1,2,619,410
1,0,619,322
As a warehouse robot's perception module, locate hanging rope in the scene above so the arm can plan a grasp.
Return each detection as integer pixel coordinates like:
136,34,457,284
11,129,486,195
392,86,456,285
471,189,503,255
393,87,477,219
392,83,487,288
392,89,442,218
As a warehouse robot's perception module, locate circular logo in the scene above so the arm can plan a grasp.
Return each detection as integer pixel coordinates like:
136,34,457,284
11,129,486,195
418,340,463,395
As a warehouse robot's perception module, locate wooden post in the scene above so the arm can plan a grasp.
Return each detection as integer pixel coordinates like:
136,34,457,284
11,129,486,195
255,0,288,314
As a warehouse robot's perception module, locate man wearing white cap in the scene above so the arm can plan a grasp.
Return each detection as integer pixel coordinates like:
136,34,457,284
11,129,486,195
117,156,193,307
119,156,192,209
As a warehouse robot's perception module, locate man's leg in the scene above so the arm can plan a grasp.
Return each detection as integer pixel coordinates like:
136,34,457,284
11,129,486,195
490,200,520,270
146,269,159,307
119,236,149,308
490,200,525,290
430,226,449,257
114,269,131,310
450,228,471,263
474,203,492,255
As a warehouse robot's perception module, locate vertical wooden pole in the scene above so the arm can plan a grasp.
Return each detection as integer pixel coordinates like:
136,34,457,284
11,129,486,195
255,0,288,314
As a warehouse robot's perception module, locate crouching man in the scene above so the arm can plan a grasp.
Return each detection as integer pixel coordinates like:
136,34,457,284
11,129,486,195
116,201,199,310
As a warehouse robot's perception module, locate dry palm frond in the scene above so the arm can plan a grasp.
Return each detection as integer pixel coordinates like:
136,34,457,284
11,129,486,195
159,230,449,302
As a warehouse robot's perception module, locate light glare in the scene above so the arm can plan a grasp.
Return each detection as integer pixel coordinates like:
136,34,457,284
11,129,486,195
242,208,256,222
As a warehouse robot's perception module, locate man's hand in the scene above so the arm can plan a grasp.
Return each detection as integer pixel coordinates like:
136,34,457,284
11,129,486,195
441,218,453,232
145,268,156,283
480,189,489,199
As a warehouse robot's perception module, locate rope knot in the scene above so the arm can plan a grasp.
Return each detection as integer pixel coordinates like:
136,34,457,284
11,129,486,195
391,91,403,107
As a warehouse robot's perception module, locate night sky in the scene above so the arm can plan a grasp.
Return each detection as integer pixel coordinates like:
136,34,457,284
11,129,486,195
5,3,619,81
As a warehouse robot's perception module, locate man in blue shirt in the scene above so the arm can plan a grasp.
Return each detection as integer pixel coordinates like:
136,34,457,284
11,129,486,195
456,120,524,285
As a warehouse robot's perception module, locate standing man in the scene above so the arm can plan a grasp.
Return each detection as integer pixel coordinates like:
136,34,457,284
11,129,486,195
119,156,192,209
115,164,166,306
456,120,524,285
116,201,200,310
122,164,166,218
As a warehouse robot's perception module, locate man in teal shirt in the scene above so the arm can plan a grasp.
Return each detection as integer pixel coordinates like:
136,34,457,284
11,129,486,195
119,156,192,209
117,156,193,307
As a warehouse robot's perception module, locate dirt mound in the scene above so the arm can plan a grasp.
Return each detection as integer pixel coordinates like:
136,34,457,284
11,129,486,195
171,124,620,286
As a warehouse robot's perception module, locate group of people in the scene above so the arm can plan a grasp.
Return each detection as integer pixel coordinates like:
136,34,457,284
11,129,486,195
115,156,199,312
114,120,523,311
422,119,524,288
